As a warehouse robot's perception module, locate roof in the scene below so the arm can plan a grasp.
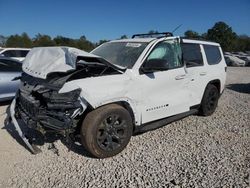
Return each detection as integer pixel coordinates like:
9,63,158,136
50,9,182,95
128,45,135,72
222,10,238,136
111,37,221,47
110,38,156,43
181,38,220,46
0,47,31,51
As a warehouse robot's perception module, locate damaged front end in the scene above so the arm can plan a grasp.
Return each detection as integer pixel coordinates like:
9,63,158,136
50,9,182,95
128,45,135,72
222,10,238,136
11,73,86,153
10,46,123,154
16,75,85,134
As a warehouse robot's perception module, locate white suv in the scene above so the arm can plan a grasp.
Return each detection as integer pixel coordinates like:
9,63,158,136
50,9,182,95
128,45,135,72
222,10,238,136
11,32,227,158
0,48,30,61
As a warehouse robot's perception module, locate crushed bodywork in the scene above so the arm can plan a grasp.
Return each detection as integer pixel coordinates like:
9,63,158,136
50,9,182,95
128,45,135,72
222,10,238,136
12,47,123,153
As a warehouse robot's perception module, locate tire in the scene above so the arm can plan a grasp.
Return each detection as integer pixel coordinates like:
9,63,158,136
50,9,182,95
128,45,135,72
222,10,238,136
80,104,133,158
199,84,219,116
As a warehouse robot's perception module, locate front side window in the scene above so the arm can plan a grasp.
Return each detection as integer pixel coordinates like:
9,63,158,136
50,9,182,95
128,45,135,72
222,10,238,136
146,39,182,69
181,43,203,67
203,45,222,65
91,42,148,69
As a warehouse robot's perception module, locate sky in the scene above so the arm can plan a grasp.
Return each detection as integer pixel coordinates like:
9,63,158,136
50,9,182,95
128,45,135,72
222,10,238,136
0,0,249,42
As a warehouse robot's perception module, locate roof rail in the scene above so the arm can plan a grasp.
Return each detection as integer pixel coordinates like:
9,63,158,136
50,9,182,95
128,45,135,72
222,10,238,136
132,32,173,39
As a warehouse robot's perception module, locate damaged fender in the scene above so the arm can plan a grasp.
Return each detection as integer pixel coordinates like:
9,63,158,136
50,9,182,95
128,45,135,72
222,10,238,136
59,75,141,125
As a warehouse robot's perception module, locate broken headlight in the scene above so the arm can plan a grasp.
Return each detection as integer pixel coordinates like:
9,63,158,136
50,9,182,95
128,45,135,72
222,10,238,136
42,89,82,110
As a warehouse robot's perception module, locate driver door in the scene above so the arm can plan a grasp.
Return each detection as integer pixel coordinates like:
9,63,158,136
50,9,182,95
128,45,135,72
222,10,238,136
137,39,190,124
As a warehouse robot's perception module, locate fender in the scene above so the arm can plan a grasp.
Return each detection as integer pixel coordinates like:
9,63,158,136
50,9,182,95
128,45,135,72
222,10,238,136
90,97,141,126
59,84,141,126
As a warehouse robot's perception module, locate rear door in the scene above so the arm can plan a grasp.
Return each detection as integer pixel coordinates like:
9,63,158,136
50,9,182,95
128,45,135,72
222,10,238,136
181,43,208,106
0,59,22,100
203,44,227,93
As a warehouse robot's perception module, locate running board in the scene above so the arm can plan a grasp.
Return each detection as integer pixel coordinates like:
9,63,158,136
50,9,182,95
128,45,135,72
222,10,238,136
135,109,198,133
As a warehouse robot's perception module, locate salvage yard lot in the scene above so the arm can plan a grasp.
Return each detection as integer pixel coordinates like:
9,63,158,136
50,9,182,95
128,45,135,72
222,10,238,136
0,67,249,187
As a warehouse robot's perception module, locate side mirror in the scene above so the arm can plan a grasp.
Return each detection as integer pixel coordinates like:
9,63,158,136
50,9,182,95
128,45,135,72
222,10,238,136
141,59,169,73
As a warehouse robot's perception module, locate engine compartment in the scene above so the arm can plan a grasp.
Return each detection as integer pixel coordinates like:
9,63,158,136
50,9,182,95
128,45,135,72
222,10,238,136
15,60,122,136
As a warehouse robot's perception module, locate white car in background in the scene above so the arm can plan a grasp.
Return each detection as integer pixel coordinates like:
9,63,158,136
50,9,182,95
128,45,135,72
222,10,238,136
224,54,246,66
0,48,30,61
233,52,250,66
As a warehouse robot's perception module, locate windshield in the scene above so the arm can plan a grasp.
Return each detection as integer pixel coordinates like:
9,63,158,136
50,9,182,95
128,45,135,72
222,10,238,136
91,42,148,68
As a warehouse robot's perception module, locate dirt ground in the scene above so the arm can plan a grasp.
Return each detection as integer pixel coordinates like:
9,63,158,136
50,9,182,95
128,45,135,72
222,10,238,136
0,67,249,188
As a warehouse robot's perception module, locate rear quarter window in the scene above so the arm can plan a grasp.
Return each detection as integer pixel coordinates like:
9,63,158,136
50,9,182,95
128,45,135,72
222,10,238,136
203,45,222,65
20,50,29,57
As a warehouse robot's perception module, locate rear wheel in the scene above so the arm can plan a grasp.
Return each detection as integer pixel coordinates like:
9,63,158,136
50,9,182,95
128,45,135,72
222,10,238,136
81,104,133,158
199,84,219,116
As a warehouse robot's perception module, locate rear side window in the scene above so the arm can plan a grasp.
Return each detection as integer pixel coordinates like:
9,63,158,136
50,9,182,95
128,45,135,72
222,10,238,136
203,45,222,65
20,50,29,57
0,59,22,72
181,43,203,67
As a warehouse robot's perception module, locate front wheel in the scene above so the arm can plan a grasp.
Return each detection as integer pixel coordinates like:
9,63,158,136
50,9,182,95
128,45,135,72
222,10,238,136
81,104,133,158
199,84,219,116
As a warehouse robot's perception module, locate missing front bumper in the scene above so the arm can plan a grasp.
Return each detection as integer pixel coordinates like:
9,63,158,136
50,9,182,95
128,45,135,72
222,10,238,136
10,99,41,154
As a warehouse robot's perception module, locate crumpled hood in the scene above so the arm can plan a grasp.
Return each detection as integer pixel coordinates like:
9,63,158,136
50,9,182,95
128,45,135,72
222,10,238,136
22,46,99,79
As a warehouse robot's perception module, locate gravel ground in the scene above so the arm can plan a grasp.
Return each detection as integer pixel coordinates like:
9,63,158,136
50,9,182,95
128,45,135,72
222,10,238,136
0,67,249,188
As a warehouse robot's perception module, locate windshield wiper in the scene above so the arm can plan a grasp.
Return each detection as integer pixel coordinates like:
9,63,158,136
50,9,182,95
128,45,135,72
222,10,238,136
97,57,126,72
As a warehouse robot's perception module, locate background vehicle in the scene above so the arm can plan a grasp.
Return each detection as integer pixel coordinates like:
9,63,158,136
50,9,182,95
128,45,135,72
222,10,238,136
239,56,250,66
0,48,30,61
224,55,246,66
11,32,227,158
0,57,22,102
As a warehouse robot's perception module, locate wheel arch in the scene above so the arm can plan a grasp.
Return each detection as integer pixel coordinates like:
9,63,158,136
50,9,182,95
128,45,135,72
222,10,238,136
199,79,221,106
83,98,140,126
208,79,221,93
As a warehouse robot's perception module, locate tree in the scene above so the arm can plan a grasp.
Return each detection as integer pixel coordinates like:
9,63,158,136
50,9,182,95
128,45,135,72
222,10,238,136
148,30,159,34
96,39,109,47
21,33,33,47
76,36,95,52
33,34,55,47
184,30,200,39
53,35,95,51
206,22,237,51
120,35,128,39
53,36,76,47
234,35,250,51
5,32,32,48
0,35,8,46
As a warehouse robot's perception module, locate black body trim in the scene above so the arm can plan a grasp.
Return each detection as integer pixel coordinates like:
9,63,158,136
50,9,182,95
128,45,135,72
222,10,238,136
134,109,198,133
132,32,173,39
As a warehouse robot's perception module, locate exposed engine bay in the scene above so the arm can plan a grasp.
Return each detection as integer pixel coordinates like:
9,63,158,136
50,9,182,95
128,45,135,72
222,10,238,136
15,57,122,137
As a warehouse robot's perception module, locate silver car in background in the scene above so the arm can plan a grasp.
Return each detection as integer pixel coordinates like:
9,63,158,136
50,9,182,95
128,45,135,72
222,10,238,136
0,57,22,102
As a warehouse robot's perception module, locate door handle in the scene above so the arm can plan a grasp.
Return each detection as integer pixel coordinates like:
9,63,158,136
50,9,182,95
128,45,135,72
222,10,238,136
175,75,186,80
200,72,207,76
